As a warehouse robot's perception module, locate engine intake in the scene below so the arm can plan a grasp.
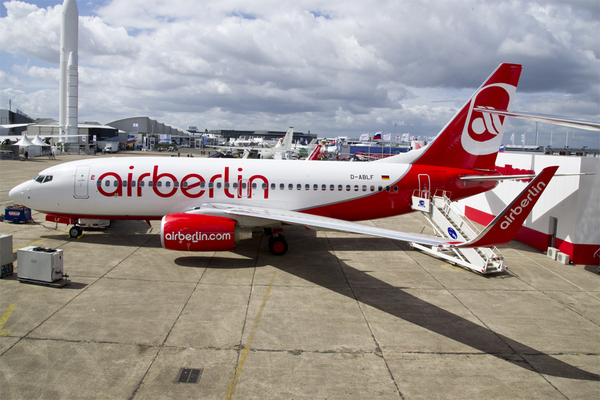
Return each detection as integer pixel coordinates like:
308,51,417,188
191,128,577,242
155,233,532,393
161,213,252,251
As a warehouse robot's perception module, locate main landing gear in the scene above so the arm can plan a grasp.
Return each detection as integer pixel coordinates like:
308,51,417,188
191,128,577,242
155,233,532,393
69,225,83,238
264,228,288,256
268,235,288,255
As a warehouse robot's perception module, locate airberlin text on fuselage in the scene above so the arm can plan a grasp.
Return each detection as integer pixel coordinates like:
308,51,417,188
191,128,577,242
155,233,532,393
96,165,269,199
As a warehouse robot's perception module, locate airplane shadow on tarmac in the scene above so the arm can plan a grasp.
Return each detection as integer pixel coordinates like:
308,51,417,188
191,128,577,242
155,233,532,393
273,256,600,382
172,231,599,382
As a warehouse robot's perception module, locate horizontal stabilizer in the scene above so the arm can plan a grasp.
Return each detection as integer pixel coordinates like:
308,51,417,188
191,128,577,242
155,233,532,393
460,172,593,182
474,108,600,132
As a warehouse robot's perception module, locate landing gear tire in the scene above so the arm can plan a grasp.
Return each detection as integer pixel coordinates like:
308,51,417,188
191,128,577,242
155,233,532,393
268,235,288,256
69,226,83,238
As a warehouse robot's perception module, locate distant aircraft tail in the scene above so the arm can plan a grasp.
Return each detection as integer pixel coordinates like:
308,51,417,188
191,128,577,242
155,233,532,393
411,63,522,171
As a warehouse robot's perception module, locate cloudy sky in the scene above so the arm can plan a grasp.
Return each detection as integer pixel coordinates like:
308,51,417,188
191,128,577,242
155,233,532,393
1,0,599,148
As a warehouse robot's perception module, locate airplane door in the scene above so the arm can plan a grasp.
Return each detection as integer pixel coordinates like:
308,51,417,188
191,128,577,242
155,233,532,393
417,174,430,198
74,166,90,199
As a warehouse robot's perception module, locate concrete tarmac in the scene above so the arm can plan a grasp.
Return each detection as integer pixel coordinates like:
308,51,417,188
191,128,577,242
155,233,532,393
0,152,598,399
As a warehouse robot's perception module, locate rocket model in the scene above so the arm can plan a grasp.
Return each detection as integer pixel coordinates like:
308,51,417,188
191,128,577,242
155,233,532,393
59,0,78,143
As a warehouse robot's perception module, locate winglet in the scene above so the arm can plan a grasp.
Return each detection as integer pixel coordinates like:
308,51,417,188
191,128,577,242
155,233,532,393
453,165,559,248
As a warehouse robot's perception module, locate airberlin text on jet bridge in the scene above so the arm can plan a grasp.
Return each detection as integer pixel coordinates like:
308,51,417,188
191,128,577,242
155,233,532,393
96,165,269,199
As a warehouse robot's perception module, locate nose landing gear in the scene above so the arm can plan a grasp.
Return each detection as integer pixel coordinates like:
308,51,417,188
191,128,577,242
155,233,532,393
69,225,83,238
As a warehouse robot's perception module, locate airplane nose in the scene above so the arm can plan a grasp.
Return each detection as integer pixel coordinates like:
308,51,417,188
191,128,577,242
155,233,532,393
9,184,25,204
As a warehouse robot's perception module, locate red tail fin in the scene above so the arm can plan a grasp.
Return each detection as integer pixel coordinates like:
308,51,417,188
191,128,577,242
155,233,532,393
414,63,522,171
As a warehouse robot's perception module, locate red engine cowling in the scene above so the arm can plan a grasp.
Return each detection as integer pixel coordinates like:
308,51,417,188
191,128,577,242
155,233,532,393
161,213,251,251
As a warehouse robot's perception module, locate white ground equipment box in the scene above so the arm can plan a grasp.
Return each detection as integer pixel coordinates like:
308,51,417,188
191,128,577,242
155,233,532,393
0,234,14,277
17,246,64,283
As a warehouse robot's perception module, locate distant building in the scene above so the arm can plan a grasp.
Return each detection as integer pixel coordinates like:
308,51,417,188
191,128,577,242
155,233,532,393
106,117,191,149
0,109,35,136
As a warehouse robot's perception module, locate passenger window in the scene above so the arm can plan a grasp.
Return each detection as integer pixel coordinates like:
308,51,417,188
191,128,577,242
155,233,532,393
208,182,213,188
354,185,359,191
165,181,171,187
140,181,145,187
394,186,398,192
313,184,318,190
288,183,293,190
297,184,301,190
271,183,276,190
321,184,326,190
338,185,342,191
262,183,267,189
114,180,118,187
157,181,162,187
182,182,187,188
224,183,230,189
97,180,102,187
105,181,110,187
330,185,334,191
370,185,375,191
305,184,310,190
386,186,390,192
131,181,136,187
280,183,285,190
233,183,238,189
173,182,178,188
217,182,222,189
346,185,351,191
122,181,127,187
148,181,153,187
242,183,247,189
378,186,382,191
200,182,205,188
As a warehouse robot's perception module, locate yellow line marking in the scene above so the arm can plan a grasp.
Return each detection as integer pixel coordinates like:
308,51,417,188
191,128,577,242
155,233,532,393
14,229,70,250
226,271,277,400
0,303,17,336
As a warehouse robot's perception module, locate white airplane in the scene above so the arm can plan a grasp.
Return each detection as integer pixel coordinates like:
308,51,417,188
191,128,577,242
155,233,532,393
10,63,583,256
245,127,296,159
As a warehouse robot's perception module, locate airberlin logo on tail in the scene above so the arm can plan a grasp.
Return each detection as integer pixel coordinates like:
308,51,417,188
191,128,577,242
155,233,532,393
500,181,546,230
461,83,516,156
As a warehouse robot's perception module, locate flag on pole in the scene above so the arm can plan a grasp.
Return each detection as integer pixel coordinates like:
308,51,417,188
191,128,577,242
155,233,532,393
373,131,383,140
359,133,369,141
401,133,409,142
383,133,391,141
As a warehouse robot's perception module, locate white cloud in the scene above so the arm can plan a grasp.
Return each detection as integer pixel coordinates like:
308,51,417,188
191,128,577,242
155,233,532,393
0,0,598,148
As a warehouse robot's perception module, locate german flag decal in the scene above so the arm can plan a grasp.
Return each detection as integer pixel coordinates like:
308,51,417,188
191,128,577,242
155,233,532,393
382,175,390,180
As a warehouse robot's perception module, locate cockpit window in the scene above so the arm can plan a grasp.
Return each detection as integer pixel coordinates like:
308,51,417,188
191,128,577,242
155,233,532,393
34,175,53,183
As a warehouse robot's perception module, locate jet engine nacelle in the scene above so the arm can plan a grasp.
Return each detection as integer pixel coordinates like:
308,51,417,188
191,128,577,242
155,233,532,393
160,213,252,251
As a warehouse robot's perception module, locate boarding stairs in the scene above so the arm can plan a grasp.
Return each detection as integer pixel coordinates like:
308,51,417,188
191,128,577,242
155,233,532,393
410,190,505,274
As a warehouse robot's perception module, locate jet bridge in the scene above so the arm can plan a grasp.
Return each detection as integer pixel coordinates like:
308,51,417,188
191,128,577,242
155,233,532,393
410,190,505,274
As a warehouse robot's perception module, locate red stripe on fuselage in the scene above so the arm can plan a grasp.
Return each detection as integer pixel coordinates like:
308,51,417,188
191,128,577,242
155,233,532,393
299,165,498,220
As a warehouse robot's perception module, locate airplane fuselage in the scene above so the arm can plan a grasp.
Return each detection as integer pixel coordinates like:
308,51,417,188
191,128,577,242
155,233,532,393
9,156,497,224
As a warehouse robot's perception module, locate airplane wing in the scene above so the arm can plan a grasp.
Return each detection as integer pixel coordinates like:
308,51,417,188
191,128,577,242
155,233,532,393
474,108,600,132
189,203,459,247
187,166,558,249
